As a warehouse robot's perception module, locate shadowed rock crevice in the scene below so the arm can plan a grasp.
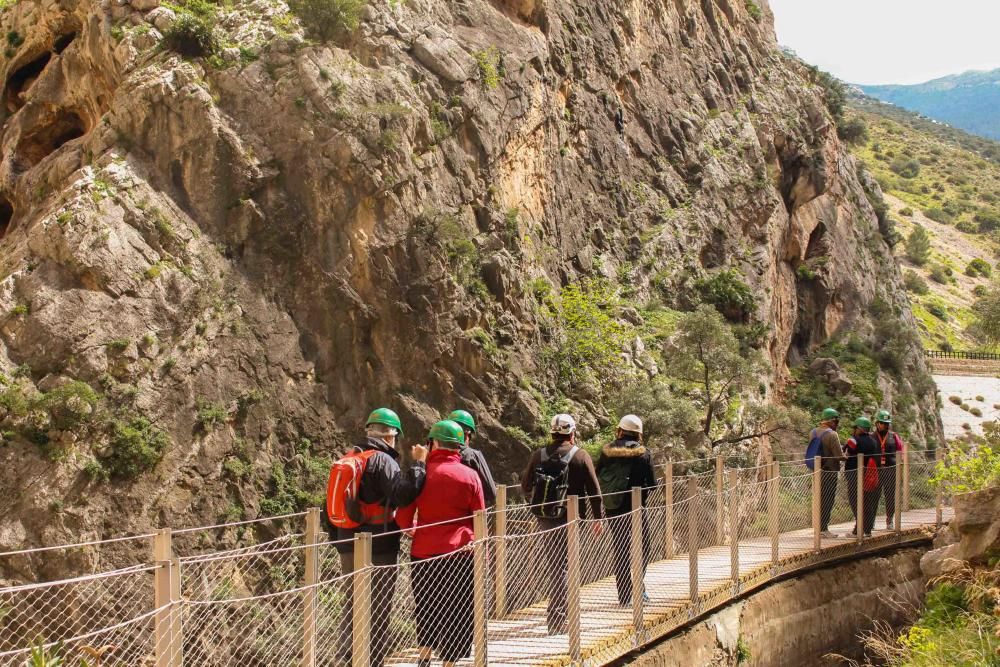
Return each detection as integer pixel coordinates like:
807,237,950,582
3,51,52,113
15,108,87,169
0,196,13,239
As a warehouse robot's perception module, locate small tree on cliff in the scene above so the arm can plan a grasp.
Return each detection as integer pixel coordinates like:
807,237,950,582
664,306,807,447
905,226,932,266
969,280,1000,345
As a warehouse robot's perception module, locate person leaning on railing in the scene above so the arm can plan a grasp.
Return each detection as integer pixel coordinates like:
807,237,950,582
520,414,604,635
396,420,485,667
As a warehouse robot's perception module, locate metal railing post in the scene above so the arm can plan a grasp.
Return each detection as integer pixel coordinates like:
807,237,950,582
630,487,644,646
894,460,903,536
152,528,173,667
664,462,674,558
729,470,739,594
715,456,724,545
473,510,489,667
567,496,582,664
495,485,508,618
903,445,911,512
768,462,779,574
688,476,699,616
302,508,320,667
856,454,864,545
352,533,372,667
813,456,822,552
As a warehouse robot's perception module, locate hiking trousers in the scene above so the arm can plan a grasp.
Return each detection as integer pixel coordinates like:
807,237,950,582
819,470,839,531
536,518,569,634
412,554,474,662
608,510,648,606
338,549,399,666
879,466,896,523
846,470,880,535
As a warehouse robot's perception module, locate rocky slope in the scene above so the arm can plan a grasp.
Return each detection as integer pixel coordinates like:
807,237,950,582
0,0,939,559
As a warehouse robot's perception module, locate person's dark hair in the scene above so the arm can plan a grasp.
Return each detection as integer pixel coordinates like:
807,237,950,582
434,440,462,451
552,433,573,444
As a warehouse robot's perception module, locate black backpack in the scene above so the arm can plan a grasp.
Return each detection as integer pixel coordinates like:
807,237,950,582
530,446,579,520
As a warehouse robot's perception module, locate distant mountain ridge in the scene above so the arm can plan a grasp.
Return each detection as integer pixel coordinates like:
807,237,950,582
860,69,1000,141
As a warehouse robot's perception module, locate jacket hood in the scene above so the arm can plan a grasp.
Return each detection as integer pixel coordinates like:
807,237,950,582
602,439,647,458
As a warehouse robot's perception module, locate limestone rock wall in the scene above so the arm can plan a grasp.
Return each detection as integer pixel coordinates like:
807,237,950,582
0,0,940,559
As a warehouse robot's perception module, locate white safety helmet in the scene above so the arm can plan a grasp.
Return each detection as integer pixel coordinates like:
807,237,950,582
618,414,643,434
550,413,577,435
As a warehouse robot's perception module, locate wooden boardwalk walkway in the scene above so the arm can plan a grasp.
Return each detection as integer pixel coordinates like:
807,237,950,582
389,507,946,667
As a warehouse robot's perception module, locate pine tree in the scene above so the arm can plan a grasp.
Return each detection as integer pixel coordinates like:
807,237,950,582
905,226,932,266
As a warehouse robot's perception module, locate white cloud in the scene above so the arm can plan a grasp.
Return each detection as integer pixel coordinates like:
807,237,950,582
767,0,1000,85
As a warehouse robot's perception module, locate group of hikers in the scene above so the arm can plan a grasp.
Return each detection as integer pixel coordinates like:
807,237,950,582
324,404,905,666
809,407,905,538
324,407,652,666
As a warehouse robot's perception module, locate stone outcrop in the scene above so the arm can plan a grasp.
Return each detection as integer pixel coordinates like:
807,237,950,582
921,486,1000,577
0,0,940,559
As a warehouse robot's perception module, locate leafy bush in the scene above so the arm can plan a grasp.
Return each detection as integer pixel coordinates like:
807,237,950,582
807,66,845,122
903,270,929,295
904,226,932,265
287,0,365,43
924,206,955,224
899,207,914,217
948,396,962,405
971,407,983,417
932,440,1000,492
976,395,985,402
164,11,218,56
837,117,868,145
974,208,1000,232
956,220,979,234
101,416,169,478
966,258,992,278
197,400,228,429
695,269,756,322
929,264,950,284
890,157,921,179
744,0,762,21
927,302,948,321
473,47,502,89
960,403,970,412
974,285,988,297
42,381,99,431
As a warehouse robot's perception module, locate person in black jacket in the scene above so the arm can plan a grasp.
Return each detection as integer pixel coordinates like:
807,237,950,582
843,417,880,537
448,409,498,505
596,415,657,606
332,408,427,667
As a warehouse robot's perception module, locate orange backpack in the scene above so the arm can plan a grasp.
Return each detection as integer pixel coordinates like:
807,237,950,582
326,449,393,529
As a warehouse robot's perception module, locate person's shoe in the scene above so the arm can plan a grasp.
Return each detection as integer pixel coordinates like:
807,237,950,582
643,591,650,603
886,518,894,530
864,532,872,538
820,530,837,539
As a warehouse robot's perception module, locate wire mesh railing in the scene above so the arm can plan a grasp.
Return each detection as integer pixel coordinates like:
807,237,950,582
0,452,950,666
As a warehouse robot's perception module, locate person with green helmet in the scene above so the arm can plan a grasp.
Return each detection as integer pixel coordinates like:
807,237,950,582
448,409,497,505
332,407,427,666
843,416,881,537
811,408,844,538
396,420,484,667
874,409,904,530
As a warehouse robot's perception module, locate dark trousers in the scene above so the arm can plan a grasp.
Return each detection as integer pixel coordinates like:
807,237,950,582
339,549,399,666
537,518,568,634
879,466,896,522
819,470,839,531
412,554,474,662
846,471,880,535
608,511,648,605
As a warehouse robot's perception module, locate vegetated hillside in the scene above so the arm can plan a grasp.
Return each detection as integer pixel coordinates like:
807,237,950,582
860,68,1000,142
0,0,940,566
846,96,1000,351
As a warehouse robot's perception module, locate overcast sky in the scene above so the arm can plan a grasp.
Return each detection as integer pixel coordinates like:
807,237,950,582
768,0,1000,85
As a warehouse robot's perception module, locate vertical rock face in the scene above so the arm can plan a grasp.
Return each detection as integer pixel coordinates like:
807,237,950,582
0,0,938,552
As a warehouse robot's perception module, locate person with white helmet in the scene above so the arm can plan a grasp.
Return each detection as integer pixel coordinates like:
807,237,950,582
520,413,603,635
597,414,657,606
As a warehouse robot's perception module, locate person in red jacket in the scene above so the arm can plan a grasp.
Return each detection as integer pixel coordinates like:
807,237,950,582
396,420,485,667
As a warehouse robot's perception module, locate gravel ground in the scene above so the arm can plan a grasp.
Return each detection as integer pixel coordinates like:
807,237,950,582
934,375,1000,439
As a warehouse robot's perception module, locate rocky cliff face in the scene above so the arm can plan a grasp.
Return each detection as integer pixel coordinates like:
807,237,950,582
0,0,938,556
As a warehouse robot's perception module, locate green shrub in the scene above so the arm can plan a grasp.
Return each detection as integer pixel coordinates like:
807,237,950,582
83,458,110,483
473,47,502,89
956,220,978,234
924,206,955,224
899,207,914,217
42,381,99,431
903,270,929,295
927,302,948,321
695,269,756,322
102,416,169,478
971,407,983,417
933,440,1000,492
287,0,365,43
960,403,970,412
744,0,762,21
948,396,962,405
976,395,985,402
106,338,131,352
890,157,921,178
837,116,867,145
974,208,1000,232
974,285,989,297
929,264,950,284
164,11,218,57
197,400,228,428
904,226,932,265
966,258,992,278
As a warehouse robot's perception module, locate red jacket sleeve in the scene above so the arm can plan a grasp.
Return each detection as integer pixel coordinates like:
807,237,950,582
395,502,416,530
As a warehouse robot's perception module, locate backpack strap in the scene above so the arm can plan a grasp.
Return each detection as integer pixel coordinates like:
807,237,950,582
560,445,579,465
539,447,549,464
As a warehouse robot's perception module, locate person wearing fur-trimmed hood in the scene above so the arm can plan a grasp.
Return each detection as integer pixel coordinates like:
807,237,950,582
596,415,657,606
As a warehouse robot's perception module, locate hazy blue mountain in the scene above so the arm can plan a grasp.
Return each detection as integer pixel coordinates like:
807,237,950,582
860,69,1000,141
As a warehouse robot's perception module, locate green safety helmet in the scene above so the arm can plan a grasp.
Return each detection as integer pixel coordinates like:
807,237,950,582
875,409,892,424
821,407,840,421
448,409,477,433
427,419,465,445
366,407,403,435
854,417,872,431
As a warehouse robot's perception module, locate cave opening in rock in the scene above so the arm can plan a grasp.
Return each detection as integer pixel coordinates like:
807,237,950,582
0,197,13,240
4,51,52,113
53,32,77,55
16,109,87,169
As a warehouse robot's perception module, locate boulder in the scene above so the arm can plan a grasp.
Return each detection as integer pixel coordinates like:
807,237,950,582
412,32,475,83
146,6,175,31
130,0,158,11
808,357,853,396
921,486,1000,577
